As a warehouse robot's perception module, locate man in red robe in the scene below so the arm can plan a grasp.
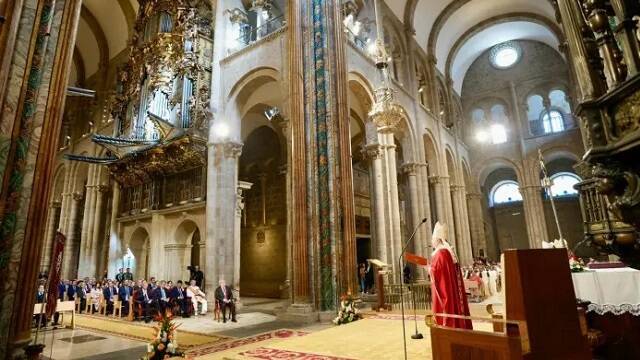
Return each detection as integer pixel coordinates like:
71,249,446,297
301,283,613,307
429,222,472,329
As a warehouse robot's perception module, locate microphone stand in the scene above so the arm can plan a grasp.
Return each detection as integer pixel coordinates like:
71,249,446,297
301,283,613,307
398,218,427,360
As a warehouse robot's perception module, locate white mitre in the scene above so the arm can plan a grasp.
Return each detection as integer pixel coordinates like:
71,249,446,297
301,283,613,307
432,221,458,263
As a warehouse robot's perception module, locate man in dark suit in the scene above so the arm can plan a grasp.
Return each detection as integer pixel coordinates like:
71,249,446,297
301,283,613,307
135,281,155,322
214,279,236,323
34,284,47,327
152,280,171,314
102,280,116,315
57,280,69,301
124,267,134,281
171,280,188,317
115,268,125,283
119,280,133,317
76,281,87,313
67,280,77,301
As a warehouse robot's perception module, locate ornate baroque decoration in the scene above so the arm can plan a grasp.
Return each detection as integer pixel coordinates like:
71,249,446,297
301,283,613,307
66,0,213,214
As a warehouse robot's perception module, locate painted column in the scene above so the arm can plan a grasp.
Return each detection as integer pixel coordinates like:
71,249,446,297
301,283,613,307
365,143,387,264
466,192,487,257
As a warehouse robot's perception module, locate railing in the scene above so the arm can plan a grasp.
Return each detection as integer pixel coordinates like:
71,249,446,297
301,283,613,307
384,283,431,311
234,15,285,50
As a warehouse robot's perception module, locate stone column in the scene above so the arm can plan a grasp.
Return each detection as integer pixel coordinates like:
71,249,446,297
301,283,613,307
63,191,83,280
466,192,487,257
205,141,242,302
107,183,121,278
382,131,402,275
364,144,387,264
451,185,473,265
87,184,108,277
402,163,425,280
417,163,431,257
79,178,97,277
235,181,253,301
40,201,62,272
521,185,549,248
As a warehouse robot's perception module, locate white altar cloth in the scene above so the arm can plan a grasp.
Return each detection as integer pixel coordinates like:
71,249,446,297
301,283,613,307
572,267,640,315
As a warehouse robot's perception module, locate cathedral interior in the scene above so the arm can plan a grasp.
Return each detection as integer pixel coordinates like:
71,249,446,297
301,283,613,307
1,0,640,359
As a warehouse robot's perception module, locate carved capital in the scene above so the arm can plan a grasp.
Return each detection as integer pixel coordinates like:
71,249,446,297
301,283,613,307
72,192,84,201
215,141,243,159
96,185,110,194
401,163,420,176
362,144,384,160
50,201,62,209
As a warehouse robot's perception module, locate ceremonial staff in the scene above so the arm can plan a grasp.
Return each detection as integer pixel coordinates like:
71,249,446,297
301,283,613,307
539,149,565,243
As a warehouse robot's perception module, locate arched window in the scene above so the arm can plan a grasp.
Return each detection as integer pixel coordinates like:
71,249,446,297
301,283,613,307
490,104,507,123
490,180,523,206
549,172,580,197
527,95,545,121
471,108,485,124
542,110,565,134
549,90,571,114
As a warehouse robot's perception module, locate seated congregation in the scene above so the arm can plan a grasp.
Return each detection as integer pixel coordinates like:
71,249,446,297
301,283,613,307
33,268,238,326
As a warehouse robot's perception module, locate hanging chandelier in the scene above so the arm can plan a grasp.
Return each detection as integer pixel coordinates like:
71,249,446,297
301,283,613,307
368,0,403,130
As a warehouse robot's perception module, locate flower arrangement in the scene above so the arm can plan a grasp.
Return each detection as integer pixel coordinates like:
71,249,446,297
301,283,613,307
333,293,362,325
142,310,184,360
569,256,586,273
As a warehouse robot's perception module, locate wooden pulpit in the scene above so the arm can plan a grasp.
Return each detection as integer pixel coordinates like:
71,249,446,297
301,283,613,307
428,249,590,360
503,249,590,359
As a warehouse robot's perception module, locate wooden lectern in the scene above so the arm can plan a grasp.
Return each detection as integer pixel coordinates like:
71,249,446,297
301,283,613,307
368,259,391,311
428,249,590,360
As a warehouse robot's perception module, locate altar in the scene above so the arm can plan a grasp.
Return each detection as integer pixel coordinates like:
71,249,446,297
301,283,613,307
571,267,640,315
572,267,640,358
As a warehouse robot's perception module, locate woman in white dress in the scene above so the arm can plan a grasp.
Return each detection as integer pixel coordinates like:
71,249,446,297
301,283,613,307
90,283,102,313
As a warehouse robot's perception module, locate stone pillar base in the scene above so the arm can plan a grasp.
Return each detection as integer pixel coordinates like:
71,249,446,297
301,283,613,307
278,303,318,323
318,310,337,323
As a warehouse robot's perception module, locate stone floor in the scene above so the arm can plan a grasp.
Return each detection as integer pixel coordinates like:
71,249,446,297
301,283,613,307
33,297,502,360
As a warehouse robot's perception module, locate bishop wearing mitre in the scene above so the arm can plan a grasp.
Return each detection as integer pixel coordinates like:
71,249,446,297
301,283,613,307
430,221,472,329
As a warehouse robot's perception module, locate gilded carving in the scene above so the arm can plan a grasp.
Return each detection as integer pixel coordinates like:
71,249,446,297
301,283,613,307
612,90,640,138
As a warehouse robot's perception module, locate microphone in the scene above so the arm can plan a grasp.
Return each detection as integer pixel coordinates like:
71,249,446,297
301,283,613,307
400,218,428,255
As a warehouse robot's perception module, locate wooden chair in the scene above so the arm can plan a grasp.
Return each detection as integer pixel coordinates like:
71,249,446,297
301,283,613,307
214,300,221,322
97,293,106,315
74,297,81,312
128,296,135,321
113,295,122,318
85,296,94,314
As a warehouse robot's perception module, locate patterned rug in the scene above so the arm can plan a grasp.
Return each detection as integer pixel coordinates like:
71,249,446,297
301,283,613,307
188,329,308,359
63,314,228,349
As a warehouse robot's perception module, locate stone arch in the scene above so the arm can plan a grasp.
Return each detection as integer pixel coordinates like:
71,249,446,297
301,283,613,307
423,131,440,176
51,165,66,203
169,219,201,281
475,156,524,187
128,227,150,279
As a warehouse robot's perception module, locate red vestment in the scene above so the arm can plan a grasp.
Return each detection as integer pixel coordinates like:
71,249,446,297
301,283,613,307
429,248,472,329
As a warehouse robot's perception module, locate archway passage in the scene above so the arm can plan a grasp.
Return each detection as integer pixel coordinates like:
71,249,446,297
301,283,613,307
239,126,287,298
172,220,201,282
129,227,150,280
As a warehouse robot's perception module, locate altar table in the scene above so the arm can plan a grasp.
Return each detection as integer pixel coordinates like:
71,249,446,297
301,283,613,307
571,267,640,315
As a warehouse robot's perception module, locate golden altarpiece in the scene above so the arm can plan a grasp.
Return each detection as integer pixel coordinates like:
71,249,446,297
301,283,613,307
67,0,213,214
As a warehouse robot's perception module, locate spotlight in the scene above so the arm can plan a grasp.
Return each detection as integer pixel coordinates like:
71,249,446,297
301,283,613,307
264,106,280,121
476,130,489,143
213,122,230,138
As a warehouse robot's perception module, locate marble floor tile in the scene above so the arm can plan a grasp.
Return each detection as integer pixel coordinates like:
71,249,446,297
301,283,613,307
35,328,146,360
